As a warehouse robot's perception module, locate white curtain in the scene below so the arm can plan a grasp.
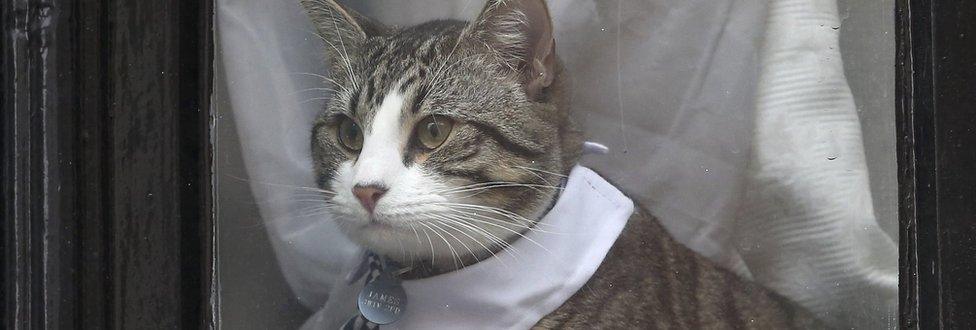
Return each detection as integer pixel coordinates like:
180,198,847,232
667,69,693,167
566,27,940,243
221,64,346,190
735,0,897,327
215,0,897,328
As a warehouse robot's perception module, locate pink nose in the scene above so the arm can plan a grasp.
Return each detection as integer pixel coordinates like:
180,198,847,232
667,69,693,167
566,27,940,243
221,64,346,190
352,184,387,214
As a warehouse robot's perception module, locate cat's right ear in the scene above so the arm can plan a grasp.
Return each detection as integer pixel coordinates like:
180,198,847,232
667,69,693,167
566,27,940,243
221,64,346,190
300,0,385,70
466,0,556,100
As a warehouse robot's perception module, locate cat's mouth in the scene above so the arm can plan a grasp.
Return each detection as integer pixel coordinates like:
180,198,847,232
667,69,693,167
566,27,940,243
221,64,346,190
361,219,396,230
353,213,418,233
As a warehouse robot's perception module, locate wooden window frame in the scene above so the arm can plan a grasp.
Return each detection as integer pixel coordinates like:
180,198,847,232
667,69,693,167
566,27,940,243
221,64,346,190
897,0,976,327
2,0,213,328
2,0,974,328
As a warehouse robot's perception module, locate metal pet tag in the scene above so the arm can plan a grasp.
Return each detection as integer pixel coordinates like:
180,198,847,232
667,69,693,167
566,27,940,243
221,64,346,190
357,273,407,325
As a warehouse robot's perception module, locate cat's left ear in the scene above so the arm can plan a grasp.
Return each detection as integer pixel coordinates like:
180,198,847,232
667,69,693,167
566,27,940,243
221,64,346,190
467,0,556,99
301,0,386,71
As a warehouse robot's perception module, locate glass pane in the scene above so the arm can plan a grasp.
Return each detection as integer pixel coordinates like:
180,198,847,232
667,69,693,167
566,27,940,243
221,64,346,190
214,0,897,328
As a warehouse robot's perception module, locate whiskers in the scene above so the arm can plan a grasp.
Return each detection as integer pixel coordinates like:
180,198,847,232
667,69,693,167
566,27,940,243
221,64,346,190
399,197,573,273
514,165,568,185
433,180,564,200
415,211,517,272
224,173,568,272
369,174,568,270
289,72,347,106
223,173,337,196
222,173,339,228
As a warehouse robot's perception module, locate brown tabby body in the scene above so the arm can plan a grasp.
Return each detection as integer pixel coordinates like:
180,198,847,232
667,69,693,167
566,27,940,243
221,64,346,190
536,207,823,329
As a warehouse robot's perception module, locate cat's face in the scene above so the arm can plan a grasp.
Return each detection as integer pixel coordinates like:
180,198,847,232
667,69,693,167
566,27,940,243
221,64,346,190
304,0,580,267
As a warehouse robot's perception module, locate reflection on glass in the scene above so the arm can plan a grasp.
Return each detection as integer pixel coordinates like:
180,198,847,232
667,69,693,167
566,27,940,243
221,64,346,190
215,0,897,329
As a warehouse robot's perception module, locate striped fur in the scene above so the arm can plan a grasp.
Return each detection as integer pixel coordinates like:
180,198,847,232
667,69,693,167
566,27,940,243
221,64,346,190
303,0,825,328
535,206,824,329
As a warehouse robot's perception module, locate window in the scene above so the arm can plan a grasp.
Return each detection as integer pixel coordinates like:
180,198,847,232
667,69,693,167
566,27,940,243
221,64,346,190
3,0,975,328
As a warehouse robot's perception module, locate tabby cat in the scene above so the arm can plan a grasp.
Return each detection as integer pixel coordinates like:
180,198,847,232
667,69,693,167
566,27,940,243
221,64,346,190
303,0,824,328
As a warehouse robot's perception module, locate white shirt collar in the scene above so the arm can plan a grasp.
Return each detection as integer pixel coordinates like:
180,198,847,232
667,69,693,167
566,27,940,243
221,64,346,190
303,165,635,330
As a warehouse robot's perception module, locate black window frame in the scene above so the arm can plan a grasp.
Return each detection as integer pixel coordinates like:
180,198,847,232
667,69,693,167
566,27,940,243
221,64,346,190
2,0,974,328
2,0,213,328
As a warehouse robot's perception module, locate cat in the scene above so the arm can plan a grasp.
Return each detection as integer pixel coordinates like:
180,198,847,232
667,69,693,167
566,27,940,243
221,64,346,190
303,0,825,328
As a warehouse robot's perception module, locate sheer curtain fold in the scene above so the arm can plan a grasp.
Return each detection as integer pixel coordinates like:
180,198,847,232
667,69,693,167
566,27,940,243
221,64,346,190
736,0,897,327
215,0,896,327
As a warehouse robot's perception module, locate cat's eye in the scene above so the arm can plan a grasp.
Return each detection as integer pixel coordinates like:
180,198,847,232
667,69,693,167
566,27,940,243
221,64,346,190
337,117,364,151
415,116,454,149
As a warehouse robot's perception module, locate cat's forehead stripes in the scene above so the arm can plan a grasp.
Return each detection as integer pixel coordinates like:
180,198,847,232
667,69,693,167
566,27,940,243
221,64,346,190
343,23,461,119
347,69,428,134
